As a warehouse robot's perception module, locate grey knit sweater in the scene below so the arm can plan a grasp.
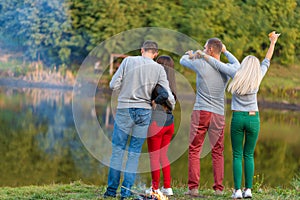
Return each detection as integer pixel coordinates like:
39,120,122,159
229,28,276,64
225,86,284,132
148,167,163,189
110,56,175,110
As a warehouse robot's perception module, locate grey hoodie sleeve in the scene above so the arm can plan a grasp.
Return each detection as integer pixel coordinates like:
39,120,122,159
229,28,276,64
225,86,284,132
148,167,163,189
206,51,241,79
180,55,201,74
261,58,270,77
109,57,128,90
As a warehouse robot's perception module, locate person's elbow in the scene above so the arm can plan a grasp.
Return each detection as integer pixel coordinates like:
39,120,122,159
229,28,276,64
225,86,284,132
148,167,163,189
109,81,115,90
168,94,176,110
109,81,120,90
179,55,189,66
179,57,185,66
229,62,241,70
170,100,176,110
235,63,241,70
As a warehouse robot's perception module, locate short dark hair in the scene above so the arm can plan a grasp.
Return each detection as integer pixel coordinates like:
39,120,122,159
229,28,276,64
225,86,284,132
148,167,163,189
141,40,158,53
207,38,222,55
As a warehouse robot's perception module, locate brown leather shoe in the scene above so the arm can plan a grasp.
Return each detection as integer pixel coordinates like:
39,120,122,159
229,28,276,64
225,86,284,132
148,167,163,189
184,188,199,196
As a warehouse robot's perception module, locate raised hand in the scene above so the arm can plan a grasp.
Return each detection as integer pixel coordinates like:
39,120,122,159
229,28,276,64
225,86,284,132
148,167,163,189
268,31,280,44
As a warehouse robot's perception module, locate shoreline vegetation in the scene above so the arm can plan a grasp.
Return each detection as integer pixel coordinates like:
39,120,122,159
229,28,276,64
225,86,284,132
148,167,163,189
0,53,299,106
0,181,299,200
0,76,299,112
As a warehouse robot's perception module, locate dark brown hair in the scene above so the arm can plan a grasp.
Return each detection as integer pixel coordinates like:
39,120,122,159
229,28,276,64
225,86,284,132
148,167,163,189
141,40,158,53
156,55,176,100
207,38,222,55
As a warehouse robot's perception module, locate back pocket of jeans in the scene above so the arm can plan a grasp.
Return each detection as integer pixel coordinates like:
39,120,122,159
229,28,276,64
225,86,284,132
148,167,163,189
135,109,151,126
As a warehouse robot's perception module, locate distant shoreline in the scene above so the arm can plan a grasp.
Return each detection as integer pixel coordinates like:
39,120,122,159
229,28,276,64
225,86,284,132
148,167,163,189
0,77,299,111
226,99,300,112
0,77,73,90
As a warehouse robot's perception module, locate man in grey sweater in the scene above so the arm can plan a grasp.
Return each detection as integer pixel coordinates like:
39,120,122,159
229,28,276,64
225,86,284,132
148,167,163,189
180,38,240,196
104,40,175,199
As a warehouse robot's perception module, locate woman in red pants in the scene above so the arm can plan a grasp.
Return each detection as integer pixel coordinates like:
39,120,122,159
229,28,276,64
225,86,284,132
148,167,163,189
146,55,177,196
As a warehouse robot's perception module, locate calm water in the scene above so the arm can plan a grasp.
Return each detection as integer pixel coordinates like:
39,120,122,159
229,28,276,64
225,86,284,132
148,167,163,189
0,86,299,188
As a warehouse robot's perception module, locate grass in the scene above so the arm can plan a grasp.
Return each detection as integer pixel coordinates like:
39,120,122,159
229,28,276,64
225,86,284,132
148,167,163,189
259,63,300,104
0,180,299,200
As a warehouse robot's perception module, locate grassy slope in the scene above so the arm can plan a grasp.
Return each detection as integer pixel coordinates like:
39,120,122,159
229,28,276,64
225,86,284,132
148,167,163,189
182,63,300,105
259,63,300,104
0,181,299,200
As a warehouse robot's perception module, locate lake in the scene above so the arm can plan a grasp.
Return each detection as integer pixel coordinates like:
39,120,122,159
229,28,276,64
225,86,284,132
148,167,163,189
0,86,299,189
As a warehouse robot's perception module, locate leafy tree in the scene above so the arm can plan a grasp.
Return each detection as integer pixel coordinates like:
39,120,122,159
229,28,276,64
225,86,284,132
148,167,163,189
0,0,83,66
236,0,299,64
1,0,300,66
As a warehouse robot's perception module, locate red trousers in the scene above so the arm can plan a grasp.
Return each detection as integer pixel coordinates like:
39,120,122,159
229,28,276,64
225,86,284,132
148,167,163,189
147,121,174,190
188,110,225,191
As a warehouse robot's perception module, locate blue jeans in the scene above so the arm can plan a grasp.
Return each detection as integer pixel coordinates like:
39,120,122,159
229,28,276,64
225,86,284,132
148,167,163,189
106,108,151,198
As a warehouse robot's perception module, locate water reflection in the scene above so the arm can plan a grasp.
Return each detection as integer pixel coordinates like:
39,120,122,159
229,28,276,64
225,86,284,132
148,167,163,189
169,106,300,189
0,87,107,187
0,86,299,188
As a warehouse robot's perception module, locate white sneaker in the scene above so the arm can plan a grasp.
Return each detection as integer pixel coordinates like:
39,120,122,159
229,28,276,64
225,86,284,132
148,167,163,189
231,189,242,199
243,188,252,198
160,187,173,196
145,186,160,195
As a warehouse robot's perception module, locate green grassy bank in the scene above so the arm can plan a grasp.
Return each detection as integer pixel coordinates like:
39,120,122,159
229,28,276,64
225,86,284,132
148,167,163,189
258,63,300,104
182,62,300,105
0,180,299,200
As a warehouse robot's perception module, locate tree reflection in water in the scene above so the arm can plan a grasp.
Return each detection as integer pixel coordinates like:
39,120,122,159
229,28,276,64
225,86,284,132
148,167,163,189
0,87,299,188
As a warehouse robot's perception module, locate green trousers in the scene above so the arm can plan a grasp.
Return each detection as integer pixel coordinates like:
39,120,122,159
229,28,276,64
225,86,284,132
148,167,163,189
230,111,260,189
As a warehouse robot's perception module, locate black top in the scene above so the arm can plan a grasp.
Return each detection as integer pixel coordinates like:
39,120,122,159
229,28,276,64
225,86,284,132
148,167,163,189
151,84,174,126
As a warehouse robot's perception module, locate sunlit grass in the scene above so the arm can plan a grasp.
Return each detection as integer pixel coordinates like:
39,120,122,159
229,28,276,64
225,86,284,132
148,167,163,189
259,64,300,104
0,180,299,199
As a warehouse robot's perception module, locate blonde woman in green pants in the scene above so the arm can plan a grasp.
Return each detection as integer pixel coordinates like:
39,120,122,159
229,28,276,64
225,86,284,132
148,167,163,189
192,31,280,199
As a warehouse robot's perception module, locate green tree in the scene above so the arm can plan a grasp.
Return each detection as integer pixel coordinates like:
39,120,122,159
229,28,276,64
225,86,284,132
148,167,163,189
1,0,300,66
0,0,83,66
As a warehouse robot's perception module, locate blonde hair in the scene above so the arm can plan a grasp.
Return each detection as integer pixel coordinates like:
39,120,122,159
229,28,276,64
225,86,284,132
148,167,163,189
227,55,262,95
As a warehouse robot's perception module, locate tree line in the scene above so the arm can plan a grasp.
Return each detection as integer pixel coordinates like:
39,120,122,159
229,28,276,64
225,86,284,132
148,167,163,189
0,0,299,68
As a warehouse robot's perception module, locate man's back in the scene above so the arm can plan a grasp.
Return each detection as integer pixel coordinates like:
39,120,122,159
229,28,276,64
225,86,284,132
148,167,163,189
110,55,171,109
180,55,229,115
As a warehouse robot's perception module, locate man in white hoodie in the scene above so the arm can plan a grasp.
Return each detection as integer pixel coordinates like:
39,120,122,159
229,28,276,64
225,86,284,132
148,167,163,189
104,40,175,199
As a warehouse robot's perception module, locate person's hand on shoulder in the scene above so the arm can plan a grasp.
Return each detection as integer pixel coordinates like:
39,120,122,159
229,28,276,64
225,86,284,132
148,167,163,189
185,50,195,59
